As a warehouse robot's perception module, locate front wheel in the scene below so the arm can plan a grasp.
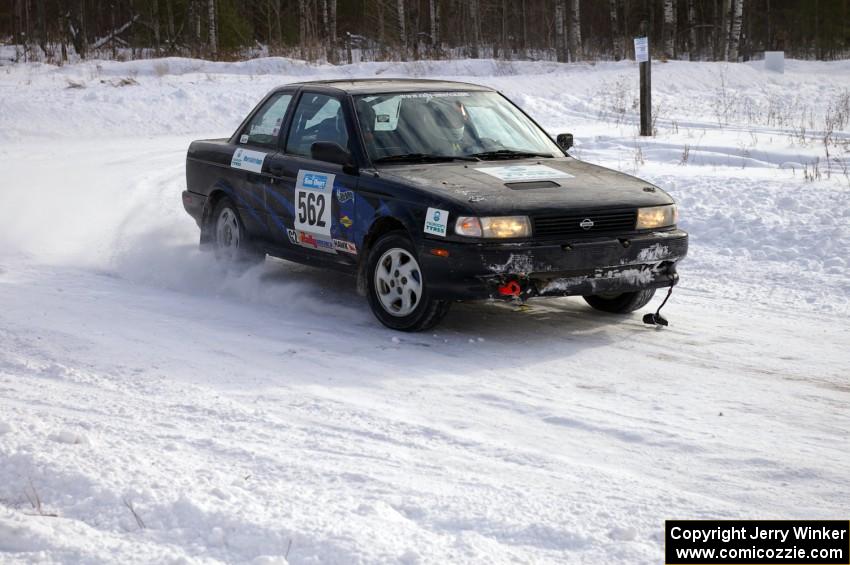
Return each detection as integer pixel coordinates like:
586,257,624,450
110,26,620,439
366,232,450,331
583,289,656,314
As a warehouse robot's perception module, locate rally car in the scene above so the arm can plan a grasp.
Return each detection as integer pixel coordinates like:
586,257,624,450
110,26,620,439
183,79,687,331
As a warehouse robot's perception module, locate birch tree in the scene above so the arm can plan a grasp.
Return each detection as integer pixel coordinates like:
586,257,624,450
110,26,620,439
555,0,566,62
429,0,440,51
687,0,698,59
727,0,744,61
663,0,675,59
207,0,217,56
609,0,623,60
397,0,407,57
470,0,481,58
568,0,581,61
298,0,306,59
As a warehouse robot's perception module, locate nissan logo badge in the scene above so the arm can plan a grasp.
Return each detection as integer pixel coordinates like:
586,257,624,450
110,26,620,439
579,218,594,230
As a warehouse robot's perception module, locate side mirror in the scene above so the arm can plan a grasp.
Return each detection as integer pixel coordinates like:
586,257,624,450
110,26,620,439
311,141,357,173
557,133,574,152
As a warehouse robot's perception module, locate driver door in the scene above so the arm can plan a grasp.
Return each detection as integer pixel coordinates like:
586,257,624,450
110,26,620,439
266,91,360,266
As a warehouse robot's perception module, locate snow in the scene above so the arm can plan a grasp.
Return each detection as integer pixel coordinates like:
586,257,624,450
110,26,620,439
1,56,849,564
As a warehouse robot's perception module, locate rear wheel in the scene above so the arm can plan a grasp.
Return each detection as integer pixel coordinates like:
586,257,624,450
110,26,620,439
583,289,656,314
366,232,450,331
211,197,264,265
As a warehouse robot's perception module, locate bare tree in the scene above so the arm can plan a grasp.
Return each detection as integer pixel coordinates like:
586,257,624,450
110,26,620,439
555,0,566,62
663,0,675,58
207,0,217,56
727,0,744,60
152,0,161,53
397,0,407,58
568,0,581,61
469,0,481,58
299,0,307,59
429,0,440,52
609,0,623,60
687,0,698,59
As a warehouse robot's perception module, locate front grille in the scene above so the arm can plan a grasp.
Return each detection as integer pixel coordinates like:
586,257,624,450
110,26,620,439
533,209,637,239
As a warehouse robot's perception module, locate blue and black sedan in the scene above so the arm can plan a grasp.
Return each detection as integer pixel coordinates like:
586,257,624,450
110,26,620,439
182,79,687,331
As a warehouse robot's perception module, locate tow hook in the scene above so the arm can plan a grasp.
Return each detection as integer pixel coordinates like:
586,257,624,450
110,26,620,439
497,280,522,297
643,264,678,327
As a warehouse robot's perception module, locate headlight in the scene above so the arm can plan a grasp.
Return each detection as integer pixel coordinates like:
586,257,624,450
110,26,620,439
636,205,678,230
455,216,532,238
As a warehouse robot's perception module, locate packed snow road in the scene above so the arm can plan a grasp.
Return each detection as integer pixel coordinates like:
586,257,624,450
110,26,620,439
1,58,849,563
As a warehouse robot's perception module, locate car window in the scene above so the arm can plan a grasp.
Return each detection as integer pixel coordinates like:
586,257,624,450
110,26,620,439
285,93,350,157
240,93,293,147
354,91,561,160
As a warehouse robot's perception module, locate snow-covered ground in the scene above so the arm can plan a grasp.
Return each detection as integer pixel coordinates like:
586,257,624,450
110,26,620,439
1,57,848,564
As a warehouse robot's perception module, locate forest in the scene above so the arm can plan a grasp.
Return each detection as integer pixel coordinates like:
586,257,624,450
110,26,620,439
2,0,849,64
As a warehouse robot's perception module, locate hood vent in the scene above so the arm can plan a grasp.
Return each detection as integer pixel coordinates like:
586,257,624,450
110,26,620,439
505,181,561,190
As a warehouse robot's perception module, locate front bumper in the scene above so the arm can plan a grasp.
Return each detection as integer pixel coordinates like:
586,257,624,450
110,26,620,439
420,229,688,300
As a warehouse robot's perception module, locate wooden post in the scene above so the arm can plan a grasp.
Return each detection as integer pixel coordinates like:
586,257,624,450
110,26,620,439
636,22,652,136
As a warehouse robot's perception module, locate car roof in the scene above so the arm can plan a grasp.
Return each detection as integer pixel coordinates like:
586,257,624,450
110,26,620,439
278,78,494,94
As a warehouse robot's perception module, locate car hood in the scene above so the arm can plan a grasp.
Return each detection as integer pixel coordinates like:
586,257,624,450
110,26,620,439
376,157,673,215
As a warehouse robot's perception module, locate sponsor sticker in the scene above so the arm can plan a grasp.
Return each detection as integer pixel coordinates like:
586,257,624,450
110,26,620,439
474,164,574,182
239,134,249,144
398,92,471,99
230,148,266,173
336,189,355,203
286,228,298,245
297,230,336,253
340,215,353,228
424,207,449,237
333,239,358,254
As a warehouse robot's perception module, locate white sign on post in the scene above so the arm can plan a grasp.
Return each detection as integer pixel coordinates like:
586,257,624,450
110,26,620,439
634,37,649,63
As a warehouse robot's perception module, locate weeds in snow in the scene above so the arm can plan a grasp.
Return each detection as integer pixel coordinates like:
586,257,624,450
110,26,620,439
24,478,57,517
123,497,146,529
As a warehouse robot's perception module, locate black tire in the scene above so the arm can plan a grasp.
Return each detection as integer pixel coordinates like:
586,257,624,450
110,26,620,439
583,289,656,314
210,197,264,265
366,231,450,332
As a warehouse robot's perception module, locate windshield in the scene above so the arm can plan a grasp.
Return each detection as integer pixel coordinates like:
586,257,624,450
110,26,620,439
353,91,562,162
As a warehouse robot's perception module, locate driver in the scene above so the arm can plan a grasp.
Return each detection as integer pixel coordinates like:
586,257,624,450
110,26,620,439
428,98,477,153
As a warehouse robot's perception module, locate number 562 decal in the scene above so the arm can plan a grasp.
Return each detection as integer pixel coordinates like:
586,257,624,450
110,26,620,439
294,170,335,238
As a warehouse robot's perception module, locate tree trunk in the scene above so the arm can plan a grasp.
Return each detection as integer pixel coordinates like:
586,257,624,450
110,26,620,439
152,0,161,53
687,0,697,59
609,0,622,60
298,0,306,59
469,0,480,58
521,0,527,57
719,0,730,60
727,0,744,61
329,0,337,48
663,0,675,59
397,0,407,59
165,0,175,51
207,0,217,56
322,0,329,59
568,0,581,61
428,0,440,51
555,0,566,62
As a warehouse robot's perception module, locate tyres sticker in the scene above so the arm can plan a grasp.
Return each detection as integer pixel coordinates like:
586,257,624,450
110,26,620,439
230,148,266,173
424,208,449,237
474,165,574,181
